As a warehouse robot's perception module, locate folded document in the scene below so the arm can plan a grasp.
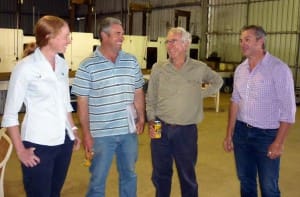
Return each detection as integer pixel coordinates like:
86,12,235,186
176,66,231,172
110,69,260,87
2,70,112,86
127,104,137,133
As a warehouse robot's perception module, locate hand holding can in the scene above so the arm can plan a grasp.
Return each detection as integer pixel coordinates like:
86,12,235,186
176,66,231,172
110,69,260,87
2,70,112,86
153,120,162,139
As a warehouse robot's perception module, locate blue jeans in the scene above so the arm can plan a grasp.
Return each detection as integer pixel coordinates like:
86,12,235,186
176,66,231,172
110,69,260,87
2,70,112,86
233,121,280,197
86,134,138,197
151,122,198,197
22,134,74,197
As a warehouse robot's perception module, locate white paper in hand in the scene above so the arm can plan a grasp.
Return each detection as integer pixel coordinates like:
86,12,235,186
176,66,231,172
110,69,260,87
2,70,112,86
127,103,137,133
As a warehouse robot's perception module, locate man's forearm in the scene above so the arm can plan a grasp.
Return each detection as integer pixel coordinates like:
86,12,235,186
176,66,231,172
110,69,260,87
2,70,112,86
134,88,145,122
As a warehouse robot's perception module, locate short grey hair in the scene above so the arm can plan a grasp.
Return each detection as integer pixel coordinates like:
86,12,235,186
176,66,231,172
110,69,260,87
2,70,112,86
98,17,122,41
168,27,192,44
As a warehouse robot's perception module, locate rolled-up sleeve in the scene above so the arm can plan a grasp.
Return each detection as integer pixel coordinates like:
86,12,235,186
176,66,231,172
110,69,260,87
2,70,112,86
273,64,296,123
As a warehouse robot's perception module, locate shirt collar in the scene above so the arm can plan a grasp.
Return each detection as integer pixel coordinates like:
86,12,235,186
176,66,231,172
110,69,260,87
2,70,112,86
167,56,191,69
242,51,270,72
33,48,64,73
94,46,123,60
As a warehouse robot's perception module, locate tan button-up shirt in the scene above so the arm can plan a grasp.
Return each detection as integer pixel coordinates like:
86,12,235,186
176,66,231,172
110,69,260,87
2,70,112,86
146,58,223,125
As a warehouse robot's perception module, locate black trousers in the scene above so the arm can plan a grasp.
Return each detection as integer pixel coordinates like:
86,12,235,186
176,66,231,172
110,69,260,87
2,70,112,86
21,134,74,197
151,121,198,197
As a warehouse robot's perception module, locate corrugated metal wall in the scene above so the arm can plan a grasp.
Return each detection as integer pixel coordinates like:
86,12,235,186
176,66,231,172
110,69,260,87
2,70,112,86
0,1,204,39
207,0,300,88
1,0,299,87
0,0,69,35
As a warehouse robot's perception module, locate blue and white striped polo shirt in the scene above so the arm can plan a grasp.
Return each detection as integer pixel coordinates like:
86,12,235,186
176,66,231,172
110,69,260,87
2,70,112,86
71,47,144,137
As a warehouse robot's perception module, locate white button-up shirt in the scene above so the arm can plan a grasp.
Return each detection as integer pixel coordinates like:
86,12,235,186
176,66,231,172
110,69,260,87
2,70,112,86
1,48,75,145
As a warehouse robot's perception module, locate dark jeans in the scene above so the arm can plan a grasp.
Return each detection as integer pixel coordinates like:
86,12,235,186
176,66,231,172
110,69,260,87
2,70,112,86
151,121,198,197
233,121,280,197
22,134,74,197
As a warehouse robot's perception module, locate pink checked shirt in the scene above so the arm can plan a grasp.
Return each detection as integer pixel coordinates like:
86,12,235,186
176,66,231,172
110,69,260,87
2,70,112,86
231,52,296,129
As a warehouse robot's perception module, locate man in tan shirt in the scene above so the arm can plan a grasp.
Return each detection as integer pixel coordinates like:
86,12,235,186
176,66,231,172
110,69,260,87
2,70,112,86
146,27,223,197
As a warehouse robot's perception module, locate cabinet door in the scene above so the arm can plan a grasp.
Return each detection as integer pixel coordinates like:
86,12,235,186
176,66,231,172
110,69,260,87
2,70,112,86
0,28,23,73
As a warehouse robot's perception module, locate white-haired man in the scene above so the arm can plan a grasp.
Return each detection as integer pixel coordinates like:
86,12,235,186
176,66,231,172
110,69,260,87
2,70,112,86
146,27,223,197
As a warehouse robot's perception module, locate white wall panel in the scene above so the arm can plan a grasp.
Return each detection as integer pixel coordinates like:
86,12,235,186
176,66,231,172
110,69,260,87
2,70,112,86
122,35,148,68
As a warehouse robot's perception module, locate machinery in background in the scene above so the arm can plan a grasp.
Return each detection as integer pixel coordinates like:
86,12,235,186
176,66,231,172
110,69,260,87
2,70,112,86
204,53,235,94
0,28,201,114
0,28,200,73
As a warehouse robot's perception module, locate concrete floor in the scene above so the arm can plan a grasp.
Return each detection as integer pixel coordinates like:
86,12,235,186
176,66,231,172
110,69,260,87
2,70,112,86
3,93,300,196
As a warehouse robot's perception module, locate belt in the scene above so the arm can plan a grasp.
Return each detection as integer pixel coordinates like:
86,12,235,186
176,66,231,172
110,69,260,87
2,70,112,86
157,118,194,127
238,120,254,128
237,120,278,131
238,121,263,130
155,117,180,127
160,120,180,127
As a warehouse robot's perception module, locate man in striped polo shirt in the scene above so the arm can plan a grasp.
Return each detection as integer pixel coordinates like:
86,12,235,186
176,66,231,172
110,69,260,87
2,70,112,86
72,17,145,197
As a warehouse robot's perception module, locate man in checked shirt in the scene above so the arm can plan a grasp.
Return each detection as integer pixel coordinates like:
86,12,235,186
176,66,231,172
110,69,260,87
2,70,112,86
223,25,296,197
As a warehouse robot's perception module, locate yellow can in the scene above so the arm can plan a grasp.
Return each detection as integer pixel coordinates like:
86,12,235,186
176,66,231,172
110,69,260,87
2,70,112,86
153,120,162,139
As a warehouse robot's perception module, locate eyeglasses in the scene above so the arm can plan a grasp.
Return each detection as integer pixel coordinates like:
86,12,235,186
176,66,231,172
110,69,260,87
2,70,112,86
164,39,182,45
